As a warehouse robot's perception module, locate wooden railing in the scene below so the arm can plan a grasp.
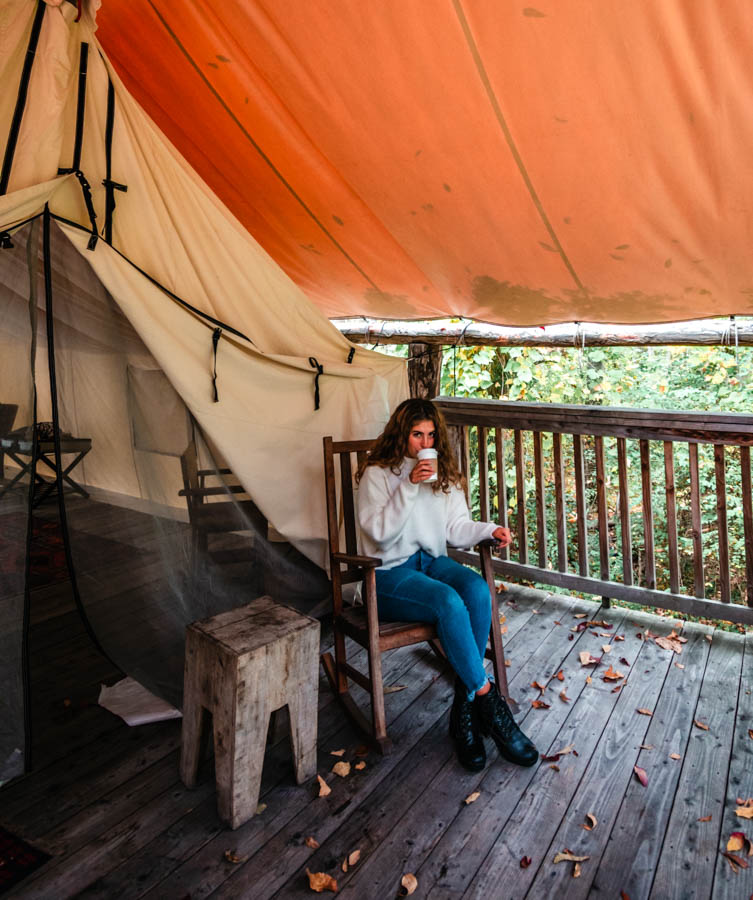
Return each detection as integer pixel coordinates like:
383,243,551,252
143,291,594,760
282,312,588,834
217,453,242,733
436,397,753,625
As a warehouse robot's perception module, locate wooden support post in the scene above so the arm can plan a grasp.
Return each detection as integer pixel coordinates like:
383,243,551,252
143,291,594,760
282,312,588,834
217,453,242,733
408,343,443,399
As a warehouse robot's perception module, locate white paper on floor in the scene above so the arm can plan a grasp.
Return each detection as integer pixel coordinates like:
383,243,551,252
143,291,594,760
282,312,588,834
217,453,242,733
98,677,182,726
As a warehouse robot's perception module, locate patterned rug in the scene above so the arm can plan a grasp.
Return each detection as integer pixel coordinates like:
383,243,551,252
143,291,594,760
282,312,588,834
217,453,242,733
0,826,50,895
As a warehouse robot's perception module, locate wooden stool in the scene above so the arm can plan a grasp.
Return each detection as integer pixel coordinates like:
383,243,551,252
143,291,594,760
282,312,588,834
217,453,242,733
179,596,320,829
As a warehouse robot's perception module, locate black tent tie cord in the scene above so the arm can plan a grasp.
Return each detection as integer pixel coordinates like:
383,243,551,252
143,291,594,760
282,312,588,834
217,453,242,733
309,357,324,410
56,168,98,249
0,231,13,249
347,347,355,363
212,327,222,402
102,77,127,243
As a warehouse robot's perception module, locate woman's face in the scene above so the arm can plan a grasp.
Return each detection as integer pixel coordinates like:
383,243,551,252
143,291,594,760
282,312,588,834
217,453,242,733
406,419,436,458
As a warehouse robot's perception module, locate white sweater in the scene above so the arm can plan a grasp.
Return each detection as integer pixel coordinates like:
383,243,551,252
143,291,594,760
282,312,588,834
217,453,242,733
357,458,497,569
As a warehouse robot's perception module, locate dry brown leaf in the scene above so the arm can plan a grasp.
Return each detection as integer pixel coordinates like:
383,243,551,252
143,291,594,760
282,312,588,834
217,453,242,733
355,761,366,770
552,743,575,757
499,614,507,624
332,761,351,777
602,644,613,654
579,651,600,666
727,832,745,853
531,699,551,709
384,684,407,694
531,609,540,614
698,815,712,822
669,753,682,760
574,613,588,619
306,869,338,893
520,856,532,868
531,680,548,693
305,836,320,849
721,851,748,872
736,806,753,820
348,850,361,866
586,676,592,684
330,749,346,757
224,849,247,864
555,670,565,681
675,663,685,669
602,665,624,682
705,634,713,642
317,775,331,797
694,719,710,731
559,690,571,703
573,862,583,878
634,765,648,787
549,764,560,771
496,582,507,593
553,851,590,864
500,625,508,635
464,791,481,805
582,812,598,831
614,634,625,641
656,635,684,654
400,873,418,895
611,684,622,693
749,729,753,741
636,708,653,716
640,744,654,750
620,892,631,900
505,659,511,667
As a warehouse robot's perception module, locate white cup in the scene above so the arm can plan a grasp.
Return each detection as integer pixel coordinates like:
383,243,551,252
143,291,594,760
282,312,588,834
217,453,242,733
417,447,438,482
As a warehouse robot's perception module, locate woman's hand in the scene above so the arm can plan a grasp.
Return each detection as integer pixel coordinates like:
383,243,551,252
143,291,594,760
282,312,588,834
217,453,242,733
491,525,512,547
409,459,436,484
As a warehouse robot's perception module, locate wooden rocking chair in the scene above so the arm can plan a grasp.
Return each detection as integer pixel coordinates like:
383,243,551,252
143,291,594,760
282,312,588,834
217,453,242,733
321,436,510,754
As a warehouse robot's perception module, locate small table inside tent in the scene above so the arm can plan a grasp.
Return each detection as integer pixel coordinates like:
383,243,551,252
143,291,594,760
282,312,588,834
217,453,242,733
0,434,92,507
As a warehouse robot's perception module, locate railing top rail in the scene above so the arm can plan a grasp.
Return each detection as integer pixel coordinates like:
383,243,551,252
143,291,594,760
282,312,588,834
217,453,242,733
435,396,753,444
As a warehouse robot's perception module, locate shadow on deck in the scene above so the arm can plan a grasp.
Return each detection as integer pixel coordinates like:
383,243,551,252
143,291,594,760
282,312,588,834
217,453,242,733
2,581,752,899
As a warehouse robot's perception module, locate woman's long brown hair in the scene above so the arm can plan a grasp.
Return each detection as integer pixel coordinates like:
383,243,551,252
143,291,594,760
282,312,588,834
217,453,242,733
357,398,464,492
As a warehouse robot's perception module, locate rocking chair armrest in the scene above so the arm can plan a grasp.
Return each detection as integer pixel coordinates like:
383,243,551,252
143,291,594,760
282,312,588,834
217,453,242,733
332,551,382,568
476,538,501,551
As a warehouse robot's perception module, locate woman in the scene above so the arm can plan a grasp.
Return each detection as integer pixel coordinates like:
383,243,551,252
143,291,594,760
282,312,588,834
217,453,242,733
357,398,537,771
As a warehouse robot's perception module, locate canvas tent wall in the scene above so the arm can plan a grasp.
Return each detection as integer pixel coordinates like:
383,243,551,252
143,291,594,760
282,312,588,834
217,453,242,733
0,0,406,783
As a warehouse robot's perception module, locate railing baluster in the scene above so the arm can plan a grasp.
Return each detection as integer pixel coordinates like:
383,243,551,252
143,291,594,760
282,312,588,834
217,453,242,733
594,435,609,581
715,444,730,603
617,437,632,585
640,439,656,589
573,434,589,577
553,432,567,572
663,441,680,594
688,442,705,598
478,425,489,523
741,446,753,607
514,430,529,565
533,431,547,568
494,428,509,561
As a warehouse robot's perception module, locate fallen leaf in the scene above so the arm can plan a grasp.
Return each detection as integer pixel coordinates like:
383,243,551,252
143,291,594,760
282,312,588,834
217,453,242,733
675,663,685,669
602,644,613,654
573,861,583,878
574,613,587,619
497,583,507,593
634,765,648,786
640,744,654,750
306,869,338,892
384,684,407,694
636,708,653,716
582,812,598,831
727,832,746,853
614,634,625,641
705,634,713,642
721,851,748,872
531,680,548,693
531,609,540,614
552,743,575,757
656,635,683,654
256,802,267,814
305,836,320,849
586,676,592,684
317,775,331,797
568,634,574,641
579,651,600,666
749,729,753,741
224,849,247,864
500,625,508,635
621,892,631,900
330,749,346,757
694,720,710,731
602,665,625,681
520,856,532,868
464,791,480,805
332,761,351,777
669,753,682,760
611,684,622,693
553,851,590,864
499,614,507,624
342,849,361,870
550,764,560,771
555,670,565,681
559,690,571,703
531,699,551,709
698,815,712,822
505,659,511,667
400,873,418,895
736,806,753,820
620,657,631,666
355,761,366,770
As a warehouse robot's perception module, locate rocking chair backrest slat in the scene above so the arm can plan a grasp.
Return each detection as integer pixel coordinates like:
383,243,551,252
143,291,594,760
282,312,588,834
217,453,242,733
340,451,357,556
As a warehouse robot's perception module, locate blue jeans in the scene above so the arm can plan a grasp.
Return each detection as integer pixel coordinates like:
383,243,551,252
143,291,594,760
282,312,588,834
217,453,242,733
375,550,492,699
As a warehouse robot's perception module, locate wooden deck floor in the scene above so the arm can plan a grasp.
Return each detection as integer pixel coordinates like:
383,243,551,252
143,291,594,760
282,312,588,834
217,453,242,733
2,578,753,898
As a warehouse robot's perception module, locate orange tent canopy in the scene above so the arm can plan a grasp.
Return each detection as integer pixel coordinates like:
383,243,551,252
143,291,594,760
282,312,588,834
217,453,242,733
97,1,753,326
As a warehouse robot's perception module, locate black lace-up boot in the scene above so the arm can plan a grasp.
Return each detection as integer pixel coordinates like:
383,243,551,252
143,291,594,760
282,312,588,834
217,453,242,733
449,678,486,772
475,688,538,767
